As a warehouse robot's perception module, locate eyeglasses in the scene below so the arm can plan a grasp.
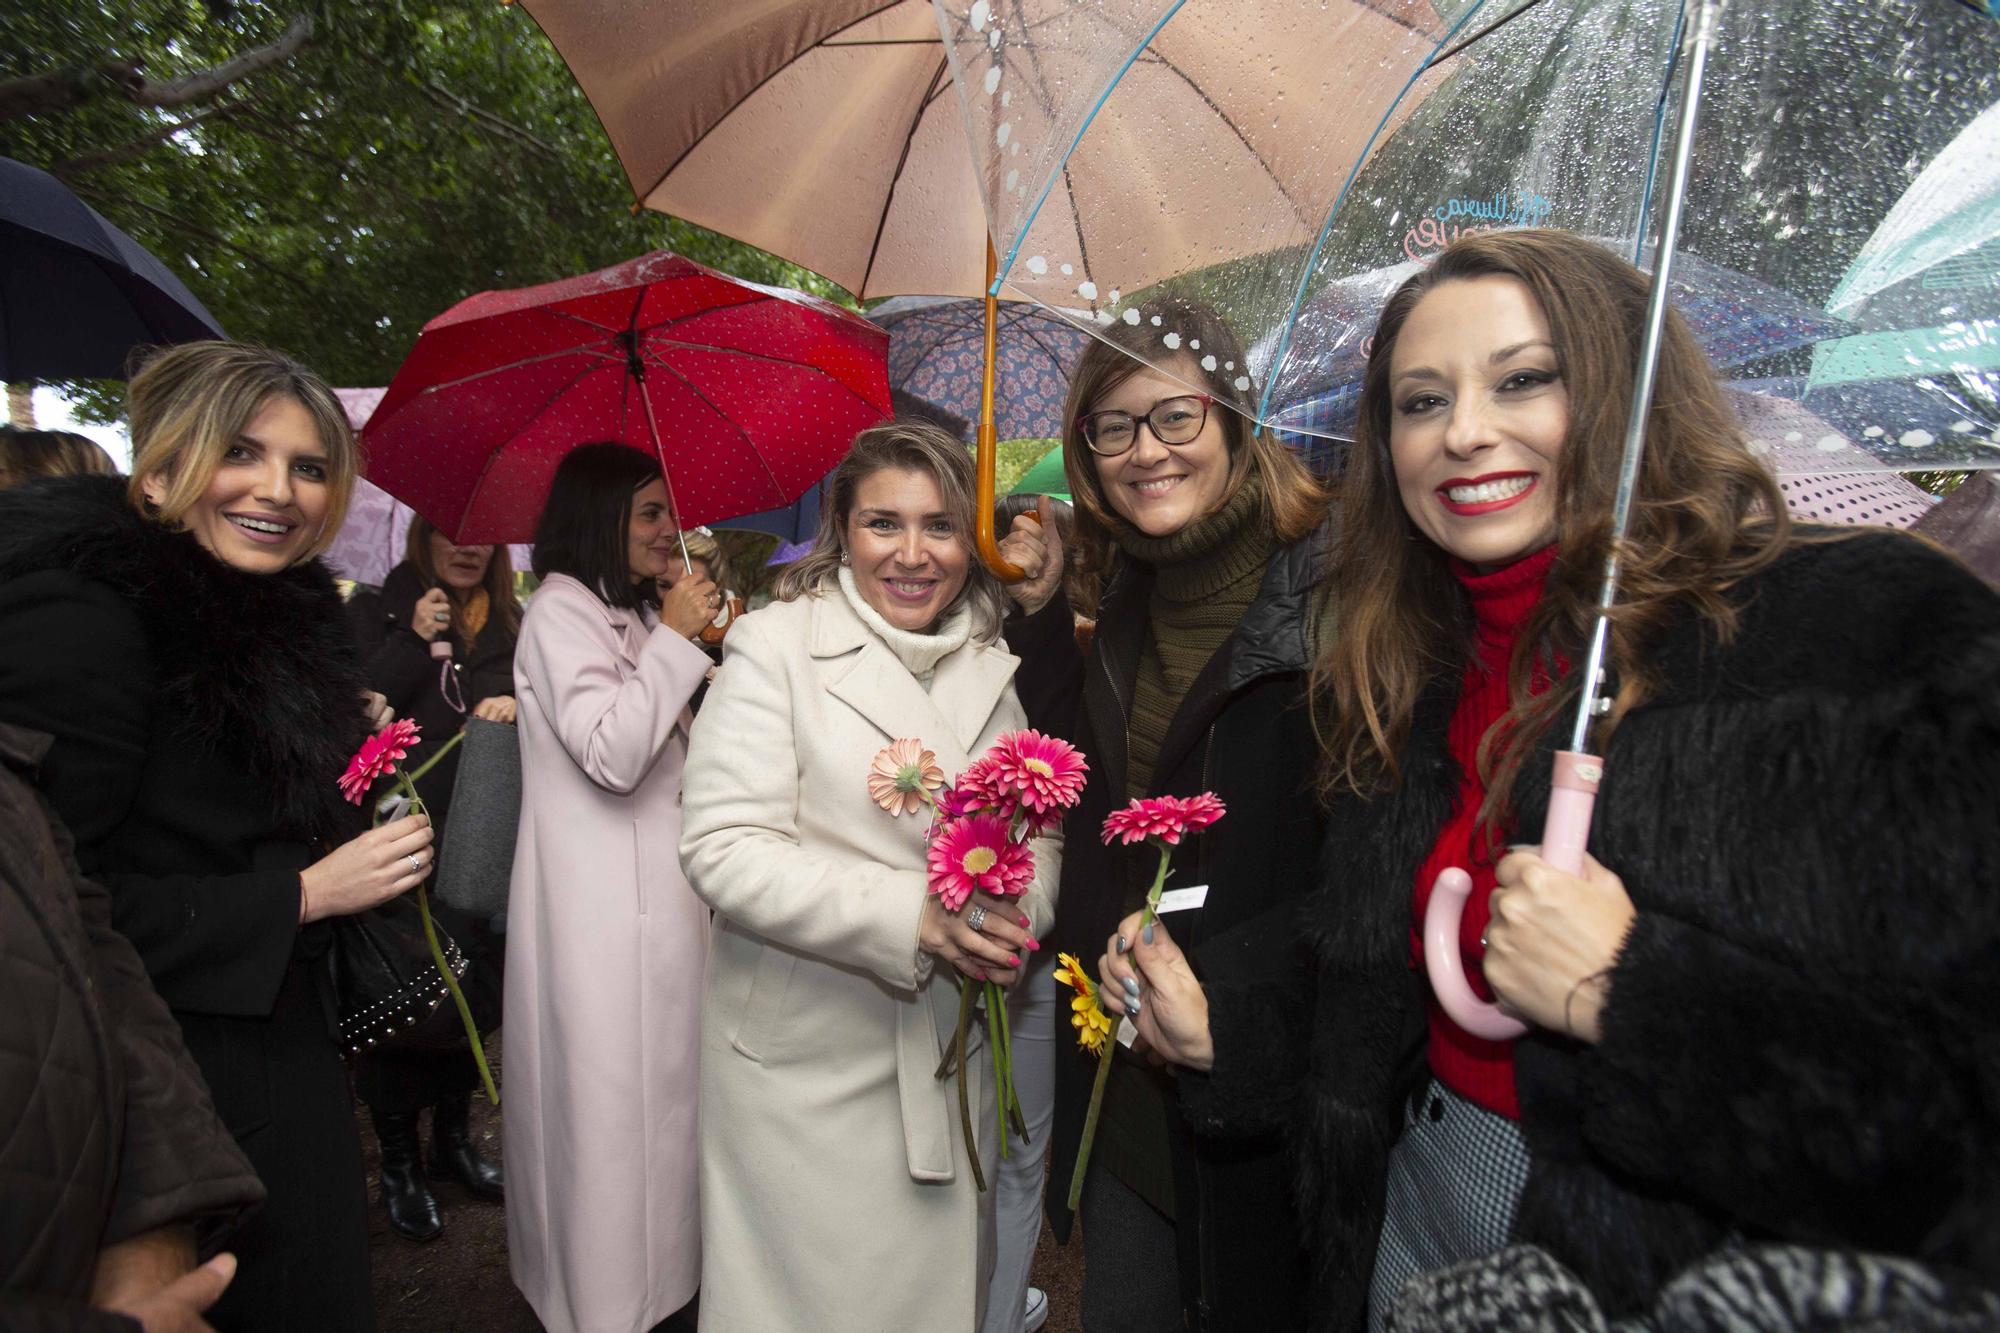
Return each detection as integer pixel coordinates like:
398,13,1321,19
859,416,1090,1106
1076,393,1215,457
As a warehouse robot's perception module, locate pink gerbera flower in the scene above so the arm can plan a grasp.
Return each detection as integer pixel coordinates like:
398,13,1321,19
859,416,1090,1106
1100,792,1228,847
926,813,1035,911
339,719,421,805
985,730,1088,817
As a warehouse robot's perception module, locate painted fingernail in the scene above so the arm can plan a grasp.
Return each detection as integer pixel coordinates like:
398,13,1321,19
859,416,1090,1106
1114,935,1128,954
1018,914,1031,928
1121,976,1141,999
974,970,988,982
1142,924,1155,945
1024,936,1042,951
1129,997,1143,1018
1008,954,1021,968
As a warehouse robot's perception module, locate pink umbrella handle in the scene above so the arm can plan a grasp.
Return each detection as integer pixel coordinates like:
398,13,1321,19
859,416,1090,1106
1422,751,1603,1041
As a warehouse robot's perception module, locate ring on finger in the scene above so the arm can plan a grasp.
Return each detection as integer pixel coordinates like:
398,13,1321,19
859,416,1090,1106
407,852,423,873
966,904,988,933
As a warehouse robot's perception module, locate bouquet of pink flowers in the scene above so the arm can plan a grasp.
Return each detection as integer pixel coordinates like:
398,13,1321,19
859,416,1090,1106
1064,793,1226,1208
339,720,496,1105
869,729,1086,1190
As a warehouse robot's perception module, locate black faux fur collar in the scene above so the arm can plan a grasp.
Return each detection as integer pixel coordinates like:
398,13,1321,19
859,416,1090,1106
0,474,368,840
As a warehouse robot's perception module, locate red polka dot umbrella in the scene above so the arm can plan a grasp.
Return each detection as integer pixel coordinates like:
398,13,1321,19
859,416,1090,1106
362,250,891,544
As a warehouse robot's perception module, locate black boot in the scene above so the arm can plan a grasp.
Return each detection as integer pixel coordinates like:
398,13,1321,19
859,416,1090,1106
371,1109,442,1241
430,1091,505,1201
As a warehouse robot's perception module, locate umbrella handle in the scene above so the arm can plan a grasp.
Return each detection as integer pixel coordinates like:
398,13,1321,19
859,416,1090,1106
975,238,1029,583
1422,751,1602,1041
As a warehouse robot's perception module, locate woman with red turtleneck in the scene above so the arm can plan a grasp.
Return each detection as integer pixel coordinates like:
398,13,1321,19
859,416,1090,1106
1088,230,2000,1332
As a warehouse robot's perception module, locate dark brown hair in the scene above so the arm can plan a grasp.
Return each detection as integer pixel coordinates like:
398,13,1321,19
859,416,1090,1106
1313,229,1791,829
405,515,522,641
531,442,663,610
1059,297,1330,591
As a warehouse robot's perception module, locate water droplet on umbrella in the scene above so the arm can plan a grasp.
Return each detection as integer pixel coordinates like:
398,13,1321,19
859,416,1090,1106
989,29,1001,49
1783,431,1801,442
1233,377,1251,392
1863,426,1885,438
1747,439,1772,455
1001,91,1012,107
1026,255,1047,275
1201,354,1217,371
1950,420,1976,433
1123,309,1140,325
1077,281,1097,300
1814,435,1848,453
1006,169,1020,192
1189,339,1200,350
1899,430,1934,449
984,66,1001,95
996,123,1012,147
1060,264,1073,276
1163,333,1181,349
1150,316,1162,326
970,0,990,31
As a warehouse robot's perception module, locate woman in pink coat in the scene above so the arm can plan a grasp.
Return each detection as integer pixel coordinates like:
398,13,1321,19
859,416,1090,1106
504,443,722,1333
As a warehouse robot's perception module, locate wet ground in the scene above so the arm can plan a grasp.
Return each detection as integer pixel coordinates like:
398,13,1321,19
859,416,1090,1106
360,1035,1085,1332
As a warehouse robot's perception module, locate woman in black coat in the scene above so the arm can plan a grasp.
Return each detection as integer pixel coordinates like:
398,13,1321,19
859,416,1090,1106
1099,231,2000,1331
346,515,519,1241
1000,298,1331,1331
0,341,439,1333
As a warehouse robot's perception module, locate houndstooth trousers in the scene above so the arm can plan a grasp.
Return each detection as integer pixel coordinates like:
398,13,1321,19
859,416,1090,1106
1368,1078,1534,1332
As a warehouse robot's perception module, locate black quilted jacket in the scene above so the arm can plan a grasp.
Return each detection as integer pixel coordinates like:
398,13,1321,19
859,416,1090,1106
0,724,262,1328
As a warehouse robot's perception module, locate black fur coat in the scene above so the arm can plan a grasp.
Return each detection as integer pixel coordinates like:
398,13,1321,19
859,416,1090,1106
0,474,368,1022
1178,531,2000,1332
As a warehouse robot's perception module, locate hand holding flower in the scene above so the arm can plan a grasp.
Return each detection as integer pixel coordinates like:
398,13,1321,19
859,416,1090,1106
1099,911,1213,1071
298,813,433,924
920,891,1036,985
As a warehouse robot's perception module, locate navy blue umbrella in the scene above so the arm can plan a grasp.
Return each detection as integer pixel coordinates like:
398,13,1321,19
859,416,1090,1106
1,156,225,380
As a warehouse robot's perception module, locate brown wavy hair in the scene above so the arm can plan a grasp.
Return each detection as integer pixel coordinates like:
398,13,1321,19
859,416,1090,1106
404,514,521,642
1313,229,1793,827
1060,296,1330,594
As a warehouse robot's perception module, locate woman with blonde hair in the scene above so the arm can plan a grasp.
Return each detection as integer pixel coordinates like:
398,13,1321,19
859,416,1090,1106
346,514,520,1240
682,419,1060,1333
1100,230,2000,1330
998,297,1331,1330
0,341,436,1330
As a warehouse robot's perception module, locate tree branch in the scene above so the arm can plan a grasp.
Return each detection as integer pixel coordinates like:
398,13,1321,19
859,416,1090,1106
0,11,312,125
53,102,245,176
416,78,562,160
67,182,316,299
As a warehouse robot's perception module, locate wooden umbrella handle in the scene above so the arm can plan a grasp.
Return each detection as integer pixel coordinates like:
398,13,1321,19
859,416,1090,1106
975,237,1028,583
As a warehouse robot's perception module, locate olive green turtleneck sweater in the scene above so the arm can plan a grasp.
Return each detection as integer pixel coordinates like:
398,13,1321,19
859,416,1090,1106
1094,476,1277,1221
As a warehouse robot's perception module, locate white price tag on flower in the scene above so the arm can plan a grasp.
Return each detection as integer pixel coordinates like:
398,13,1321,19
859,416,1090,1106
1156,884,1209,913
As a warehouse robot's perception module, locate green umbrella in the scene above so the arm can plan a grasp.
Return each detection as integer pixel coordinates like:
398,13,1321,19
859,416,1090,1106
1008,442,1068,501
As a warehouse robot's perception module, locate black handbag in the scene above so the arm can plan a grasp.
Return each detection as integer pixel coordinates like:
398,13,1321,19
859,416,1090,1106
326,890,471,1056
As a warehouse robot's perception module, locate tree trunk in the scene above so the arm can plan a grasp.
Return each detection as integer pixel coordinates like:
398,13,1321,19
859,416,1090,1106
7,383,36,429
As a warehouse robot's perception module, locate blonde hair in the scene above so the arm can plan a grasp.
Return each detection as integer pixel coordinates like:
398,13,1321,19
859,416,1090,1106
677,525,726,586
0,427,118,490
126,341,357,561
775,419,1005,639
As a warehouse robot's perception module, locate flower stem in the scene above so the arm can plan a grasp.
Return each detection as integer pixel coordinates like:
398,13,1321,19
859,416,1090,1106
993,979,1029,1141
400,774,497,1106
954,979,986,1193
1066,1042,1115,1212
988,988,1007,1160
402,727,465,788
1138,841,1172,931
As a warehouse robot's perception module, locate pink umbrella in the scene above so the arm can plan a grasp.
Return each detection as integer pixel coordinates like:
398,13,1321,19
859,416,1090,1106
362,250,890,544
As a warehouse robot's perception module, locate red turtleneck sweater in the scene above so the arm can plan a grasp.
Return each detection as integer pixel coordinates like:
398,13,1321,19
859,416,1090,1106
1408,543,1560,1120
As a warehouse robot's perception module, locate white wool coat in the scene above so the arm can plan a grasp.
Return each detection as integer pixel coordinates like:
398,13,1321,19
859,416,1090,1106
680,589,1060,1333
504,573,713,1333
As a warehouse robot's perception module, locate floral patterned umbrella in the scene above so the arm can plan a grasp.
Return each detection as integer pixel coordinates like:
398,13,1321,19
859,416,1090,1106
872,296,1092,442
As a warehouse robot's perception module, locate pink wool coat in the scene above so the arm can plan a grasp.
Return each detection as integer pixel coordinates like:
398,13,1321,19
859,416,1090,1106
503,573,714,1333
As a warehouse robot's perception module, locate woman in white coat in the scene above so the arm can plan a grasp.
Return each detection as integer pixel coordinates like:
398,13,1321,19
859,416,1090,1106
505,443,722,1333
682,421,1062,1333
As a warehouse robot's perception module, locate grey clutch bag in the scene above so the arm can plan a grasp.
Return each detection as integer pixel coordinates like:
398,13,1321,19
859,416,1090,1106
434,716,521,917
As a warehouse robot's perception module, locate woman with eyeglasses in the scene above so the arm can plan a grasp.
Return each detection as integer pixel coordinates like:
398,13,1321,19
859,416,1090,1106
998,299,1331,1332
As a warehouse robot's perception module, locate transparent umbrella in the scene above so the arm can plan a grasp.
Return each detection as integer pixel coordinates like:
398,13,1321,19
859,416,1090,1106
932,0,2000,470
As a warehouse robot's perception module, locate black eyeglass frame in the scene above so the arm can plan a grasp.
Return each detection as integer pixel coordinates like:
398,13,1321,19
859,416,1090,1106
1075,393,1217,457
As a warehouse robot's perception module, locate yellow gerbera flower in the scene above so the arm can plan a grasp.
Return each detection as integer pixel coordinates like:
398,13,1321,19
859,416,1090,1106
1054,952,1114,1056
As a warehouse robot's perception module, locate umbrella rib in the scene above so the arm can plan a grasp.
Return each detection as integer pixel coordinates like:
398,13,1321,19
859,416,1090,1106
1132,52,1315,230
455,356,612,534
405,345,622,398
638,0,911,204
647,358,787,507
1426,0,1552,66
856,54,953,302
544,307,627,337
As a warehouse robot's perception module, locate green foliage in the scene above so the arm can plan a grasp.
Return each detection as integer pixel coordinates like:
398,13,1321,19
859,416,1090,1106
2,1,844,406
